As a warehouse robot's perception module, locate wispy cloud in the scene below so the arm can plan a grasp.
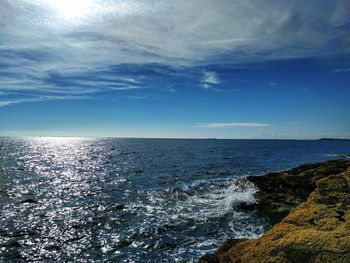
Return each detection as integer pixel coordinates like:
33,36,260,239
0,0,349,105
201,71,221,91
332,68,350,72
0,95,89,107
194,122,270,128
202,71,220,85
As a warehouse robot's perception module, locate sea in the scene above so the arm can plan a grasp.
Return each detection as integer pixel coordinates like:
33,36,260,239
0,137,350,262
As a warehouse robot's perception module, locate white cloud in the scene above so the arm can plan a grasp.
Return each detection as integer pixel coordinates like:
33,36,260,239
194,122,270,128
0,0,349,103
1,0,348,71
201,71,221,90
202,71,220,85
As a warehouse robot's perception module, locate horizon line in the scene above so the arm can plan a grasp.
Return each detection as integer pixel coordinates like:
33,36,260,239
0,135,349,141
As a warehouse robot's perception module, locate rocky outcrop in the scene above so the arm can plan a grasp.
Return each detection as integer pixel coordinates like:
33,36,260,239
200,160,350,263
245,160,350,224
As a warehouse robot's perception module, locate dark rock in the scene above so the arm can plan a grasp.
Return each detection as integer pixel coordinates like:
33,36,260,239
199,239,245,263
199,160,350,263
236,202,257,211
247,160,350,225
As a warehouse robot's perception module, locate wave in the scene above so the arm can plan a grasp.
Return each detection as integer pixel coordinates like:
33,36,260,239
175,179,257,221
140,177,260,229
327,153,350,159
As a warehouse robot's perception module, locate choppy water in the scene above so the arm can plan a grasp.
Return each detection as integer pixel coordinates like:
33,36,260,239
0,137,350,262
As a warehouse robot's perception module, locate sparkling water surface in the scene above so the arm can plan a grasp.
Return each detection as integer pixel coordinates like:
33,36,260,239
0,137,350,262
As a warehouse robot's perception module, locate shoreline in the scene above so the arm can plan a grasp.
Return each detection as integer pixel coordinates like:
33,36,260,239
200,159,350,262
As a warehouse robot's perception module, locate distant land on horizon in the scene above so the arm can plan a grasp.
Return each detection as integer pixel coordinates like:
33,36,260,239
1,136,350,141
318,138,350,141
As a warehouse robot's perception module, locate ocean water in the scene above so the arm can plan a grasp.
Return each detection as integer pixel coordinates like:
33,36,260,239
0,137,350,262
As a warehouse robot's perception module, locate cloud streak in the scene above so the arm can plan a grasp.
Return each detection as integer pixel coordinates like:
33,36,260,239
194,122,270,128
332,68,350,73
0,95,89,107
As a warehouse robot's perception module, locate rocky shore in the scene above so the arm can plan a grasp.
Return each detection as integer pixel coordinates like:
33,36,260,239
200,159,350,263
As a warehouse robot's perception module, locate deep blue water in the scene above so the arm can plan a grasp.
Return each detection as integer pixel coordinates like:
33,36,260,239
0,137,350,262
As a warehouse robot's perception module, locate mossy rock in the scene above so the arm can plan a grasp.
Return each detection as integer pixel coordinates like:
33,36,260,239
245,160,350,225
200,160,350,263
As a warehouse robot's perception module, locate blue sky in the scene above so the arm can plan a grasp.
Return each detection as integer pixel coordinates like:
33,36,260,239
0,0,349,138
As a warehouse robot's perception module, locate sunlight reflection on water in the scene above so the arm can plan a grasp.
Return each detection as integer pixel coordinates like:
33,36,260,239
1,137,349,261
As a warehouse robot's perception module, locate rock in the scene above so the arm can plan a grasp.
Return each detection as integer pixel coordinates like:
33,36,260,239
200,160,350,263
199,239,246,263
236,202,257,211
247,160,350,225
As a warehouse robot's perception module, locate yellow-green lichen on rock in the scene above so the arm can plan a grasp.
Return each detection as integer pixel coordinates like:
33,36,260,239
200,160,350,263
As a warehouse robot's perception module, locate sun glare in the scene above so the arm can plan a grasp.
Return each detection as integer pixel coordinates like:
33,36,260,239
42,0,93,20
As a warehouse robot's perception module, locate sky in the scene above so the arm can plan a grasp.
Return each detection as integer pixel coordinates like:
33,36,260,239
0,0,349,139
